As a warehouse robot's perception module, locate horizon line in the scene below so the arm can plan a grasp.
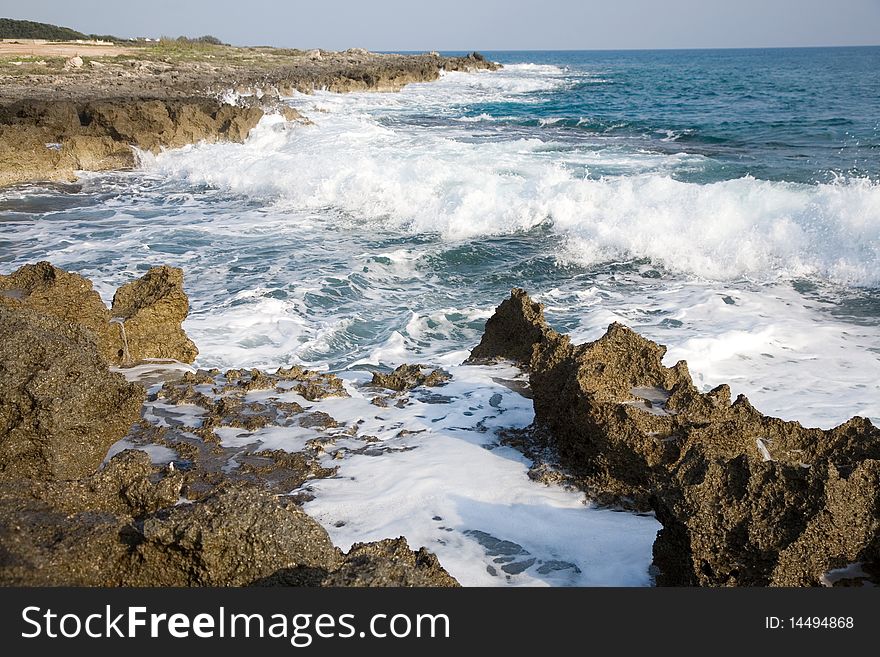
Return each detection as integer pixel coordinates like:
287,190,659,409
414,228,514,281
372,44,880,53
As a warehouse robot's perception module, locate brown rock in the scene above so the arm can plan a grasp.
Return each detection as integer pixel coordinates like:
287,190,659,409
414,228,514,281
0,306,144,482
0,261,117,362
371,364,451,391
110,265,198,364
322,537,460,587
467,288,556,368
0,452,175,585
0,98,265,186
126,486,343,586
473,289,880,586
1,262,199,366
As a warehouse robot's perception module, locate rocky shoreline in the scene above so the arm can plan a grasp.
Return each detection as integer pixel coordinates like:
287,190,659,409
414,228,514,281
0,262,460,586
3,263,877,587
0,47,498,186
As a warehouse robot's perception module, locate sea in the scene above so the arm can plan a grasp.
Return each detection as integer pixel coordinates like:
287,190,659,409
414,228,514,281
2,47,879,586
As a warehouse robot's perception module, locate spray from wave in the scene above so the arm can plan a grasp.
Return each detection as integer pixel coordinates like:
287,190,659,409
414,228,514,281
145,105,880,287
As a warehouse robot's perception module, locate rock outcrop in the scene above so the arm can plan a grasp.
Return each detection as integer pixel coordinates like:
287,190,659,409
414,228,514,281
470,289,880,586
0,262,197,365
0,261,117,360
0,306,144,482
0,98,264,186
110,265,198,364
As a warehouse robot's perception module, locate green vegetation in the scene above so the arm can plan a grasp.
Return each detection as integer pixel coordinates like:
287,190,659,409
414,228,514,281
0,18,90,41
136,39,303,67
0,55,66,75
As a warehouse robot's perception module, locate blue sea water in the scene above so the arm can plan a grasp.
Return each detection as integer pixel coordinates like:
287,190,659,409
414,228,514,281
2,46,880,586
465,48,880,184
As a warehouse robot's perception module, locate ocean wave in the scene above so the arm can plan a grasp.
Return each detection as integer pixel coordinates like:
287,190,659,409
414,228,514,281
147,110,880,287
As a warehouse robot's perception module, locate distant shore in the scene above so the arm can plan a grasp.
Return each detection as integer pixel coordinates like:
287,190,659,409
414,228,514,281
0,41,498,187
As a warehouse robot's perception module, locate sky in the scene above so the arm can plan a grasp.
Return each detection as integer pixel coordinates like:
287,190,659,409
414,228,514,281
1,0,878,51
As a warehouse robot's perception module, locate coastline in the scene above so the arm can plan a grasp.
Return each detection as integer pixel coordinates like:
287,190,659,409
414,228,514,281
0,45,500,586
0,42,498,187
2,44,878,589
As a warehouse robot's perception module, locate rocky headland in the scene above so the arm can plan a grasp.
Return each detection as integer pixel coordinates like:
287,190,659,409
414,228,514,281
0,44,498,186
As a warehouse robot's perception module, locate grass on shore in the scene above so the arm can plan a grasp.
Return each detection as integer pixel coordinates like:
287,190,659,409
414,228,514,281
133,40,307,66
0,55,67,75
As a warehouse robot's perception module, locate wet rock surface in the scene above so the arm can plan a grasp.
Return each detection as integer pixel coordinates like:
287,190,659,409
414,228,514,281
371,363,451,391
0,305,144,481
474,289,880,586
322,538,460,587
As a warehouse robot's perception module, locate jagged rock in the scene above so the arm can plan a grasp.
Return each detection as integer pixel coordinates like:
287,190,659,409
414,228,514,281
0,261,117,362
467,288,556,368
0,262,198,365
0,451,175,585
0,306,144,482
322,537,460,587
473,289,880,586
111,265,198,364
371,364,451,391
126,485,344,586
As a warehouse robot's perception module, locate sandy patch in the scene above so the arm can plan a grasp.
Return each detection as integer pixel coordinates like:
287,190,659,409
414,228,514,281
0,40,136,57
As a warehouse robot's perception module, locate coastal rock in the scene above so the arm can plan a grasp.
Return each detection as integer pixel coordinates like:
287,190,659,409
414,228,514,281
0,261,117,361
0,451,180,586
473,289,880,586
0,306,145,482
127,485,344,586
322,537,461,587
0,262,199,365
0,98,264,186
371,364,451,391
110,265,198,364
467,287,555,368
0,450,461,587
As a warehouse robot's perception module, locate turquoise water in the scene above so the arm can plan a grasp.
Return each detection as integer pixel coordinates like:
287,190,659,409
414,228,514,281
466,48,880,184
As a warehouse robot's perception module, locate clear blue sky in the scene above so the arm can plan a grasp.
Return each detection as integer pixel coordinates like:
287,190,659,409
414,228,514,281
2,0,878,51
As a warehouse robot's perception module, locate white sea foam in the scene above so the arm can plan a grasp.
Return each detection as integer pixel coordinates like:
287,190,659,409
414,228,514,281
299,365,659,586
